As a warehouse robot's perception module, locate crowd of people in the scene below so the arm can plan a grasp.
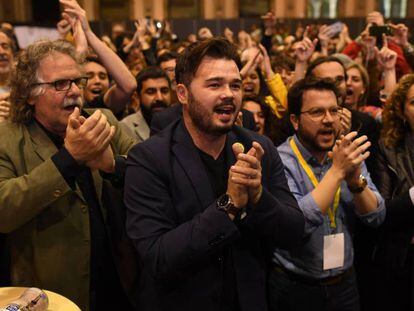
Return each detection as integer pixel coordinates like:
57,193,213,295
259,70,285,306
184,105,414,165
1,1,414,310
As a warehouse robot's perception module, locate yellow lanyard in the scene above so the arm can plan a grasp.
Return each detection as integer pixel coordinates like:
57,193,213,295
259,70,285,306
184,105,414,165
289,138,341,229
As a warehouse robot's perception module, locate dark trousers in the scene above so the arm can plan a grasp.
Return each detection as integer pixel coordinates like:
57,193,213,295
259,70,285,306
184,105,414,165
368,245,414,311
268,266,360,311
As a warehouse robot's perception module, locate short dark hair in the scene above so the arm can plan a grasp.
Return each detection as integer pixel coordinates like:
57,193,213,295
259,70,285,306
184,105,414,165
136,66,171,94
288,78,340,116
157,51,178,66
175,37,241,86
271,52,295,72
305,56,346,79
85,55,104,67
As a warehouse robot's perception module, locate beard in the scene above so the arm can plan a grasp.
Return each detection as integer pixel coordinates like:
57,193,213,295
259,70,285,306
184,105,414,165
187,90,238,137
141,99,169,124
297,123,337,154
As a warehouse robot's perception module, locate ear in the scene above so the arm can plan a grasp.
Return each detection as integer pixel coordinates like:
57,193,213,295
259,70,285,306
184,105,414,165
290,114,299,131
176,84,188,105
27,96,36,106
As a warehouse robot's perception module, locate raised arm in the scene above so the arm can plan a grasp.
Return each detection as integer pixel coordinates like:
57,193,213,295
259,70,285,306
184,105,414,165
61,0,137,113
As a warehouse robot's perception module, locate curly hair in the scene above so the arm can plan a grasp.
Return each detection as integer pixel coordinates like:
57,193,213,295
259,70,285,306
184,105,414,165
382,74,414,148
10,39,84,124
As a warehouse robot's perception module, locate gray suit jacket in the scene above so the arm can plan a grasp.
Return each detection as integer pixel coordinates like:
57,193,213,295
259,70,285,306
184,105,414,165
120,110,150,143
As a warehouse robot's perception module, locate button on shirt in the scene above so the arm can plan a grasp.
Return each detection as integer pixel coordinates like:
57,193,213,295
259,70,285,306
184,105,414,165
273,135,385,279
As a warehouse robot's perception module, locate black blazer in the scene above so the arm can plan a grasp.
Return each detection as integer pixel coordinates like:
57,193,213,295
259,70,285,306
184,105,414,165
125,120,304,311
150,104,257,136
372,138,414,269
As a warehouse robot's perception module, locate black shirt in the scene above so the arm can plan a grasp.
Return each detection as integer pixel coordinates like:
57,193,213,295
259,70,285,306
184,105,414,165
37,121,127,310
198,146,240,311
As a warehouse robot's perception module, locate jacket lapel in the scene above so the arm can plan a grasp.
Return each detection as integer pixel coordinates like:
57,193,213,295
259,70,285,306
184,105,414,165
27,121,59,163
171,122,215,212
26,121,86,204
133,111,150,142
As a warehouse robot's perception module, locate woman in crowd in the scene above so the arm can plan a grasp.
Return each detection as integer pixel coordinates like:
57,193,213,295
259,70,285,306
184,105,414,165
242,96,284,145
371,73,414,311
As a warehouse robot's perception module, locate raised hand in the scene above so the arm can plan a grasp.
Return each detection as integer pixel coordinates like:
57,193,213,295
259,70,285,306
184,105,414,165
0,92,10,122
390,23,409,47
360,26,377,60
56,19,71,39
64,108,115,164
60,0,90,33
229,142,265,205
295,27,318,63
198,27,213,40
375,35,397,70
330,132,371,180
339,107,352,135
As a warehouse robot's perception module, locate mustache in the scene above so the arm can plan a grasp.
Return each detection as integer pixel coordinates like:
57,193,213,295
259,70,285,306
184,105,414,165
216,98,236,109
63,96,83,108
0,54,9,62
150,100,169,110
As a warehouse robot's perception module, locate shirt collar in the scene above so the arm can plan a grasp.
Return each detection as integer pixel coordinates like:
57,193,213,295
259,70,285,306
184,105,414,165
292,134,330,166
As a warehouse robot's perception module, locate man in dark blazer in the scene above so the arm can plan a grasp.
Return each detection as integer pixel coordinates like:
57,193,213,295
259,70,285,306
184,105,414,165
125,38,304,311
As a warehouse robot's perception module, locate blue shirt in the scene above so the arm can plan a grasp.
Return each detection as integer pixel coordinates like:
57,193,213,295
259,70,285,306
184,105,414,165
273,135,385,279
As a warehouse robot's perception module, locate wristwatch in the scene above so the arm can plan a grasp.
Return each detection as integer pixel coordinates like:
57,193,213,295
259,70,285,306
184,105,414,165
348,174,368,194
216,194,240,217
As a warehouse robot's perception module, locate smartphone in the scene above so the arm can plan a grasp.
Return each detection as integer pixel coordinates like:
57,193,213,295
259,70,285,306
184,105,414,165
369,25,392,37
369,25,392,48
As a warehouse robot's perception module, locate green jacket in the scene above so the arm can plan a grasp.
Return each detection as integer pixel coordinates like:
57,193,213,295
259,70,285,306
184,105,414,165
0,109,137,310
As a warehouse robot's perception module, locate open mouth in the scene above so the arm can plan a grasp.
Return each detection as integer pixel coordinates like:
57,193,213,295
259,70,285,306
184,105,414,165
318,129,335,138
63,104,79,111
63,98,82,111
243,83,255,93
214,105,235,115
90,87,103,95
214,104,236,122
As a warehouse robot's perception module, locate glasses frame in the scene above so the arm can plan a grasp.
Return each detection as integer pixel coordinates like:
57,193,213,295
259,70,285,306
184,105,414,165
299,106,343,121
32,77,89,91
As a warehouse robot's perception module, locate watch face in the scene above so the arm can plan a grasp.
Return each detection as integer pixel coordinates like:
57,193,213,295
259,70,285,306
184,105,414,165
217,194,230,209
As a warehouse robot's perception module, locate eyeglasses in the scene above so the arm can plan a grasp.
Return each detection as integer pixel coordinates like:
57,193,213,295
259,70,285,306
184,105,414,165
300,106,342,121
32,77,88,91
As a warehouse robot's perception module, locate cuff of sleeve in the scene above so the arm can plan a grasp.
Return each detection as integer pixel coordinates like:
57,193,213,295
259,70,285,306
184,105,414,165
409,186,414,206
100,155,127,188
354,191,386,227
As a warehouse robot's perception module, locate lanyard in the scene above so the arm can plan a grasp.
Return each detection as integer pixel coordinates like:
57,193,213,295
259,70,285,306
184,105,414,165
289,138,341,229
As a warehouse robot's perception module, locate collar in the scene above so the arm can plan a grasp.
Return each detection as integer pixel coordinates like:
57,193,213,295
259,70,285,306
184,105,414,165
292,134,330,166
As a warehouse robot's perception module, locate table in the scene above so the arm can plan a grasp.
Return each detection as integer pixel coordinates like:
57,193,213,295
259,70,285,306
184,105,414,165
0,287,80,311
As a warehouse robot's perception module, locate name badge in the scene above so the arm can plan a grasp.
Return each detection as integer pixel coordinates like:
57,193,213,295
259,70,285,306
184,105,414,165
323,233,344,270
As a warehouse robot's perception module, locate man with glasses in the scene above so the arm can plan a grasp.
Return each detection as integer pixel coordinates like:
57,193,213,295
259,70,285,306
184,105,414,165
0,39,138,311
268,78,385,311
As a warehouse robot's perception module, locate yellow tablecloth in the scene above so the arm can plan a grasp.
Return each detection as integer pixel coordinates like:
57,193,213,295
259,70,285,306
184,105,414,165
0,287,80,311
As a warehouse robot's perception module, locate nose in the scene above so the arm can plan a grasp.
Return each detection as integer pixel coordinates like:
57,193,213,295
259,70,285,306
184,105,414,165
323,110,335,123
67,80,82,95
155,89,163,100
220,84,235,100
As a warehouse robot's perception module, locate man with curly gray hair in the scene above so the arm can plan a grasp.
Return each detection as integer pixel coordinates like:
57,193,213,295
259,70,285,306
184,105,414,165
0,39,139,311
